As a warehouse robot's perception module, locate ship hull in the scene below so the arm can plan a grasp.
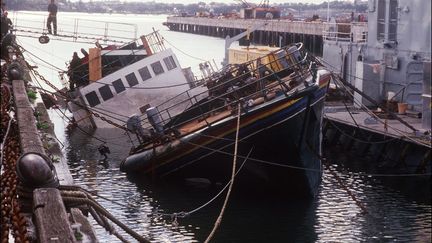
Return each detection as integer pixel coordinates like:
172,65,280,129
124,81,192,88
122,77,329,197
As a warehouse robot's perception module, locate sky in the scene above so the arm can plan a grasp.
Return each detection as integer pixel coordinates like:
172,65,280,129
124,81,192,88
76,0,337,4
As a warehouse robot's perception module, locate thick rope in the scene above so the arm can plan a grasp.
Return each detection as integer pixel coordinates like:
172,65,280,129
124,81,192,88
155,147,253,219
204,103,241,243
62,196,150,243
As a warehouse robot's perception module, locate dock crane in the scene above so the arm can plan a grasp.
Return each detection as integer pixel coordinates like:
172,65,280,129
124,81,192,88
221,21,268,67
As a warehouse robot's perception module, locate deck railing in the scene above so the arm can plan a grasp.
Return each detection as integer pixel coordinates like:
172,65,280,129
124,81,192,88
129,43,316,146
322,22,367,43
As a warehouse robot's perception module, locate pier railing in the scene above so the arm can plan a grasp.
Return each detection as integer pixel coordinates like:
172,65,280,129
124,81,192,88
166,16,325,36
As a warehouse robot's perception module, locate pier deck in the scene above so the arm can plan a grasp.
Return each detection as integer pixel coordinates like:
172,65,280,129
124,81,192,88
323,105,430,176
324,106,430,148
165,16,328,55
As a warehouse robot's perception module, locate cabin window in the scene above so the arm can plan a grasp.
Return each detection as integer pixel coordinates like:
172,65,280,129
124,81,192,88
376,0,398,42
139,66,152,81
99,85,114,101
126,72,139,87
151,61,164,75
163,56,177,70
85,91,100,107
388,0,398,42
112,79,126,94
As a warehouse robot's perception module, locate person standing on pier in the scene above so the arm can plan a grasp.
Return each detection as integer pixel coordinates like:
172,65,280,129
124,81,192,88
1,11,12,39
46,0,57,35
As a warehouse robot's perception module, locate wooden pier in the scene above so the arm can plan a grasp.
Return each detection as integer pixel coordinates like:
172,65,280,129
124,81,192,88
164,16,325,55
1,40,98,242
323,105,431,177
1,35,152,242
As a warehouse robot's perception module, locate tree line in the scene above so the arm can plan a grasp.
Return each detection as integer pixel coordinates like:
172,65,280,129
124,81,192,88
4,0,366,15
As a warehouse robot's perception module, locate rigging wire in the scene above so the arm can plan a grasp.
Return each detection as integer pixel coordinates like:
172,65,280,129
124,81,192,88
162,37,207,62
329,74,431,147
28,74,127,146
154,148,253,219
17,40,67,72
18,41,194,91
324,117,398,144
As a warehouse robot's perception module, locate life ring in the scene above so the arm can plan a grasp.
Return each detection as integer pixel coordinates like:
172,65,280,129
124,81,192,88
39,35,50,44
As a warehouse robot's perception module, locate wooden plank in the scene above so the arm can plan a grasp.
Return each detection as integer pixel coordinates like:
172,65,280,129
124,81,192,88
70,208,99,243
13,80,48,155
33,188,75,243
89,48,102,82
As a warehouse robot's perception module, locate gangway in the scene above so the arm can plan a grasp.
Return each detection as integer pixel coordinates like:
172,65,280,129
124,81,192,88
9,12,138,45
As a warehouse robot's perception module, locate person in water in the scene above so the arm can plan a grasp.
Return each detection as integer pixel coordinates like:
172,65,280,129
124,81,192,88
47,0,58,35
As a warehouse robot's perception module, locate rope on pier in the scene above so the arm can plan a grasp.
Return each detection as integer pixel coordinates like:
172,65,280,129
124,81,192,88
16,184,150,242
204,102,241,243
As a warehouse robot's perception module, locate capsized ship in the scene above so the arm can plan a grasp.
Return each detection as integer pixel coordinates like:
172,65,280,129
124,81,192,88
66,31,203,129
120,43,331,197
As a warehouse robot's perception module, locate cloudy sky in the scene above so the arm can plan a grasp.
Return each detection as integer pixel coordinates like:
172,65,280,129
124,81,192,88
79,0,337,4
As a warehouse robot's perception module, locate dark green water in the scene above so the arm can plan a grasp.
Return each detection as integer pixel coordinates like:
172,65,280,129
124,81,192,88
50,110,431,243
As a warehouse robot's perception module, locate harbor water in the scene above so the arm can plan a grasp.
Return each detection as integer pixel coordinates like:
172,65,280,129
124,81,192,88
15,12,431,242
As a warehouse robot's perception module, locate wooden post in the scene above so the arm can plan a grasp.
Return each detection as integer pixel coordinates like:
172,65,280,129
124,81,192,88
89,48,102,82
33,188,75,243
140,35,153,56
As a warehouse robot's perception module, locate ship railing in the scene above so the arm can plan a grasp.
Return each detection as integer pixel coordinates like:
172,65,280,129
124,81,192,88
66,29,167,90
144,43,311,129
322,22,367,43
10,11,137,44
142,30,166,54
131,43,316,144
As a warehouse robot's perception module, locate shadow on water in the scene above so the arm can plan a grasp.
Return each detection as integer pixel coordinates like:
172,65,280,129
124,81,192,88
128,174,319,243
62,123,430,242
324,145,431,204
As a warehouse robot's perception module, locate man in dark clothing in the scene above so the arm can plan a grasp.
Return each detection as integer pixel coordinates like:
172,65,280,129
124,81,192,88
68,52,81,90
1,12,11,38
47,0,57,35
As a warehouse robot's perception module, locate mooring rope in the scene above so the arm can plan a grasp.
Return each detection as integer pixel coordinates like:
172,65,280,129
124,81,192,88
62,196,150,243
154,147,253,220
204,102,241,243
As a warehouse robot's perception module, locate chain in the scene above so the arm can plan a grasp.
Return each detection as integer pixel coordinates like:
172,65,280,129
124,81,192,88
1,86,30,242
29,67,130,132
